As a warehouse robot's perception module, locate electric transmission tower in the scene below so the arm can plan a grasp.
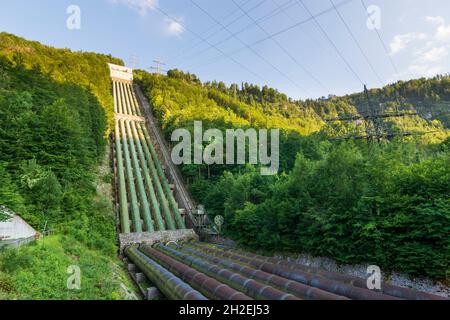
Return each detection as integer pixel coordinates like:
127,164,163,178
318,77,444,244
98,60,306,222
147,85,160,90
325,85,437,144
150,59,167,75
129,54,140,69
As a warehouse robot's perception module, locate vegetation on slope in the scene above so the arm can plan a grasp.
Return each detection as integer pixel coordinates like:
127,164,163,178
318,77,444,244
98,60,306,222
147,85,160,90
136,69,449,280
0,32,122,131
0,34,132,299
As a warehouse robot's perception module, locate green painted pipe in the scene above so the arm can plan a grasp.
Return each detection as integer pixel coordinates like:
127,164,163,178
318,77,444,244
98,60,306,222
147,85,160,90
119,82,130,115
114,120,130,233
123,82,135,116
113,81,118,113
125,246,207,300
126,83,139,117
130,84,142,116
120,120,142,232
179,243,348,300
118,81,126,114
140,245,252,300
125,120,154,232
124,82,133,116
135,122,176,230
140,124,186,229
130,121,165,231
115,81,122,114
153,244,298,300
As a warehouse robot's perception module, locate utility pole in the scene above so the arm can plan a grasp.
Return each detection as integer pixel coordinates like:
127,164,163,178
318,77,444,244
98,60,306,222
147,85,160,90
150,58,167,75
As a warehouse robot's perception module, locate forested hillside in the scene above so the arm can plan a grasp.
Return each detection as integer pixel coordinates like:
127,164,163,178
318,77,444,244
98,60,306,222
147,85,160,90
0,33,122,130
0,34,132,299
136,69,449,280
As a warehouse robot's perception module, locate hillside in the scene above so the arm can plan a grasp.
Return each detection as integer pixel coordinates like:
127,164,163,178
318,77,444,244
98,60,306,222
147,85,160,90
136,70,449,280
0,32,122,130
0,32,447,301
0,34,133,299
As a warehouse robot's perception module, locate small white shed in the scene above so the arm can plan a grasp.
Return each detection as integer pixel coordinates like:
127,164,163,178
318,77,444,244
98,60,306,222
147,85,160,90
0,207,38,248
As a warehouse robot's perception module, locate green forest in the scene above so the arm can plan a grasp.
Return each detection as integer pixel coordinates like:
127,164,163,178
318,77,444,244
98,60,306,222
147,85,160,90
0,33,132,299
136,69,449,280
0,30,448,302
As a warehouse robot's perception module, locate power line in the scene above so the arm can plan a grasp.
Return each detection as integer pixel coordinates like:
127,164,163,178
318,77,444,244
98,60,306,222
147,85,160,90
191,0,354,72
169,0,270,66
188,0,310,95
129,54,139,69
166,0,255,63
297,0,364,86
179,0,299,69
329,0,384,86
150,59,167,75
271,0,335,58
360,0,399,74
325,85,438,144
231,0,329,93
154,5,270,84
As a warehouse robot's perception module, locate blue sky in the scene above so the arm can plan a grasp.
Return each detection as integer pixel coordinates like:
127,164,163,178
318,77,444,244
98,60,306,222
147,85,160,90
1,0,450,99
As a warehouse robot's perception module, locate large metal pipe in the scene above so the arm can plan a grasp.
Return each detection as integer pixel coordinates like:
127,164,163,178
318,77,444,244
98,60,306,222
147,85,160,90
114,119,130,233
113,81,118,113
139,245,252,300
115,81,123,114
125,246,207,300
120,81,132,115
119,119,142,232
118,81,126,114
153,244,299,300
136,122,176,230
140,123,186,229
123,83,136,116
174,243,348,300
221,246,448,301
191,243,400,300
125,120,154,232
125,82,139,116
130,83,142,116
130,121,165,231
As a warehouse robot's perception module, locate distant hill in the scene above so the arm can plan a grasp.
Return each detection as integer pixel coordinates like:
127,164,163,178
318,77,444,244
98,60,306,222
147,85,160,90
136,68,449,145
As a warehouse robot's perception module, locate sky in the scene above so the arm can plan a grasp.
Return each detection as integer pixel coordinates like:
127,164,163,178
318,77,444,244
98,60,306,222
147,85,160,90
1,0,450,99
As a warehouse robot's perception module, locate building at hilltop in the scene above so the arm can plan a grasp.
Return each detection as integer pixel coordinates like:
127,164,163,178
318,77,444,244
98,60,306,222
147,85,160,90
108,63,133,82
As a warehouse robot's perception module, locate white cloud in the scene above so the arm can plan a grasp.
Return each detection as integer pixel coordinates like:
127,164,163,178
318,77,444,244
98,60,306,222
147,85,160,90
388,15,450,81
408,64,442,77
426,16,445,25
109,0,185,38
420,46,448,62
110,0,158,16
390,32,427,55
164,17,185,37
436,23,450,42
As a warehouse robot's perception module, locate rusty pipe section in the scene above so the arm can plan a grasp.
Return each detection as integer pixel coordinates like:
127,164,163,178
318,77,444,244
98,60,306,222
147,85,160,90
139,245,252,300
172,243,349,300
246,253,447,300
153,243,300,300
198,244,447,301
124,246,207,300
191,243,400,300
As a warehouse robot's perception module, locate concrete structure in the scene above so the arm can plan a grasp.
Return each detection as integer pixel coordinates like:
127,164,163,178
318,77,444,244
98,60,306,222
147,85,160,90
0,209,38,248
108,63,133,82
119,229,198,254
